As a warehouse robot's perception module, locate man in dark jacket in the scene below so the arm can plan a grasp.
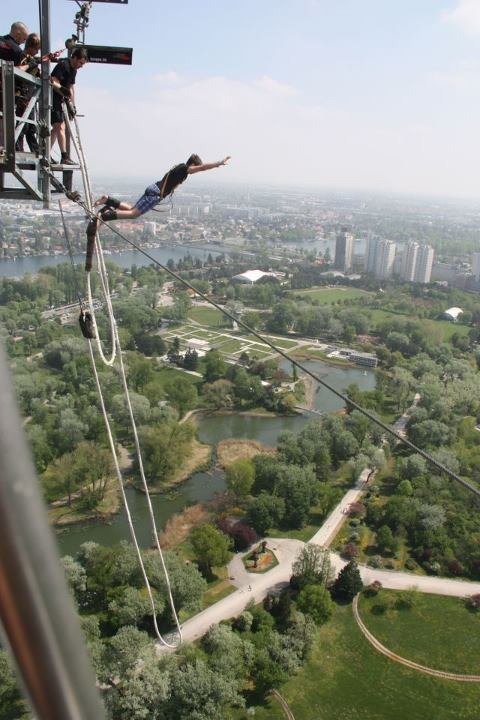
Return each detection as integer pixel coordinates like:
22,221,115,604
0,22,28,64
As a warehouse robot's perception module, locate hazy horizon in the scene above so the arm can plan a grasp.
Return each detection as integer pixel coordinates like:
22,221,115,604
13,0,480,199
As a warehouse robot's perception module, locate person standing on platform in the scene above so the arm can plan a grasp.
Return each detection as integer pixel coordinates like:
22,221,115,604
50,46,88,165
0,22,28,64
15,33,41,154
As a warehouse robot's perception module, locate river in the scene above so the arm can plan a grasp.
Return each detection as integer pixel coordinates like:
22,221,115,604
0,244,227,279
56,360,375,556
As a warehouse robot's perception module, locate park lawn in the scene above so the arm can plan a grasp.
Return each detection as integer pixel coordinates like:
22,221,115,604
188,306,228,327
358,590,480,674
366,308,470,343
250,602,480,720
289,287,372,303
153,366,202,391
262,336,300,349
213,337,247,354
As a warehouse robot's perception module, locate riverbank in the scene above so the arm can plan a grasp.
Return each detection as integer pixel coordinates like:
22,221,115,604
292,348,353,368
216,438,276,467
133,437,212,495
49,478,120,527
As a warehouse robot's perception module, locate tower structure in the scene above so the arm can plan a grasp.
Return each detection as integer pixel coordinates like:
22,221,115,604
334,227,354,272
374,239,396,280
413,244,434,284
400,241,419,282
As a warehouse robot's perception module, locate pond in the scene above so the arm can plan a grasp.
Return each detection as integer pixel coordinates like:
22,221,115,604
56,360,375,556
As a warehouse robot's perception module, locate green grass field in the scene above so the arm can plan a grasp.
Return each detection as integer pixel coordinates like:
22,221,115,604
366,308,470,343
249,600,480,720
359,590,480,674
188,306,228,327
290,287,373,303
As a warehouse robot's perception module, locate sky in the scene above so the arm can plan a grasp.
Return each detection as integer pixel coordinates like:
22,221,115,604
5,0,480,198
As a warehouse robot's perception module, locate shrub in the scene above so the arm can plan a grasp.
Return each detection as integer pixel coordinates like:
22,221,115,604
367,555,383,569
404,558,417,571
363,581,382,597
465,594,480,612
395,590,417,610
349,532,360,543
342,542,358,560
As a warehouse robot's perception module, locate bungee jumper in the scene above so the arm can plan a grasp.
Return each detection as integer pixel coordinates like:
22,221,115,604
84,153,231,270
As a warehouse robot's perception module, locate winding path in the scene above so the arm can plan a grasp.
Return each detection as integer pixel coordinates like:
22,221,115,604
352,595,480,682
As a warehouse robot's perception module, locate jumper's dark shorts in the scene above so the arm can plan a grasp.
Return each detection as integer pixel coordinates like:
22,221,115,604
134,183,161,215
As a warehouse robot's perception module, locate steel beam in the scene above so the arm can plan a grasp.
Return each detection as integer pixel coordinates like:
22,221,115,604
40,0,52,207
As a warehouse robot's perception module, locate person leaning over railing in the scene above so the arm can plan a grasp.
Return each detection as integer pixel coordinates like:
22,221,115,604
15,33,41,154
0,22,28,63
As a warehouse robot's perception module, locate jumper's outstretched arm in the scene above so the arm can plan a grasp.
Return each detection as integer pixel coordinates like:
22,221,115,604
188,156,231,174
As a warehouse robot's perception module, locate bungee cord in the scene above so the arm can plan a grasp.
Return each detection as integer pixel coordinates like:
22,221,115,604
57,111,182,647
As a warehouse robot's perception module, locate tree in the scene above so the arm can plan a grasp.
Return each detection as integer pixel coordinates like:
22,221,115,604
291,544,333,589
202,379,234,410
376,525,398,554
190,523,231,576
276,464,318,528
167,658,244,720
225,458,255,498
203,350,227,383
0,650,29,720
136,421,194,487
297,584,334,625
62,555,87,602
104,651,172,720
111,392,151,427
332,559,363,601
183,348,199,371
134,333,166,357
230,522,257,551
165,377,198,418
128,355,154,392
247,492,285,534
108,586,159,629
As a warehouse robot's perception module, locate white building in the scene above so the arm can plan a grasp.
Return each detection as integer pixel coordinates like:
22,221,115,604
472,252,480,282
400,241,419,282
374,239,396,280
444,307,463,322
413,245,434,284
232,270,279,284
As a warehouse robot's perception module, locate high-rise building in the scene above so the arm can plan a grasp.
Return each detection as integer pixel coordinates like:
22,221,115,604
400,241,419,282
374,239,396,280
472,252,480,282
366,237,378,273
413,245,434,284
335,228,354,272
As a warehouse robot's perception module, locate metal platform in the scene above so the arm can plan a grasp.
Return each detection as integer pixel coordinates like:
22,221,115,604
0,60,80,206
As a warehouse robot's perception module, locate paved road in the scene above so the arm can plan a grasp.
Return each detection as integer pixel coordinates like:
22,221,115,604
310,467,370,547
